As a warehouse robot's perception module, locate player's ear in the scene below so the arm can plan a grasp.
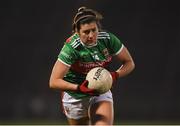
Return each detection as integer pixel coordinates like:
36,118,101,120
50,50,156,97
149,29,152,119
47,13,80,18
75,28,81,35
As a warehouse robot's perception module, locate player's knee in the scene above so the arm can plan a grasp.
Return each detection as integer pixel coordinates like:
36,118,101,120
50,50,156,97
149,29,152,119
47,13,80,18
91,114,113,125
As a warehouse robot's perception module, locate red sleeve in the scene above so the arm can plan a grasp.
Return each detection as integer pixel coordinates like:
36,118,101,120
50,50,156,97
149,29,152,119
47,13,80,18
66,36,73,43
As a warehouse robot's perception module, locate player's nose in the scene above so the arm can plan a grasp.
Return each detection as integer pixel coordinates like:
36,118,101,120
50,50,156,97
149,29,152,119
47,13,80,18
88,31,94,39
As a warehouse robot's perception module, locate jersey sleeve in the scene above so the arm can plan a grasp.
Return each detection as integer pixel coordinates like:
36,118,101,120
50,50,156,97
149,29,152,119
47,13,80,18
58,43,77,67
108,32,124,55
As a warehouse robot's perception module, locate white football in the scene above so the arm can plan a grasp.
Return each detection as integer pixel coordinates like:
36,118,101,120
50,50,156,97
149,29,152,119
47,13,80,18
86,67,113,94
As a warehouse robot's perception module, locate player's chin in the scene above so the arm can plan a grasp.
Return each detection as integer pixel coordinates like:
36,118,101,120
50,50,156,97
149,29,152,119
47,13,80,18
85,41,96,46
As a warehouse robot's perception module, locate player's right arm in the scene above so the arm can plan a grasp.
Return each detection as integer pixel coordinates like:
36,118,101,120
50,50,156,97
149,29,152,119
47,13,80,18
49,41,96,95
49,60,96,95
49,60,78,91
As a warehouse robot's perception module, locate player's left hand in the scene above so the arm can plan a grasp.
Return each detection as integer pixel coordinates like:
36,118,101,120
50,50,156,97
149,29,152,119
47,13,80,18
77,80,99,96
110,71,119,83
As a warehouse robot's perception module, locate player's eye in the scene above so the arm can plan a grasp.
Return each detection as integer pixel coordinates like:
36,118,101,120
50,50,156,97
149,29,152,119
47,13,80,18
83,28,97,35
92,28,97,32
84,30,90,35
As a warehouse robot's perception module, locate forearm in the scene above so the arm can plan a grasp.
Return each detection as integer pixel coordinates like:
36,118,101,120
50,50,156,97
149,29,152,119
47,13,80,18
116,60,135,78
49,78,78,91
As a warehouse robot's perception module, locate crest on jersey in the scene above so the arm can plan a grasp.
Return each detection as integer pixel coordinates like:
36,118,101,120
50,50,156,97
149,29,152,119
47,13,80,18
102,48,109,58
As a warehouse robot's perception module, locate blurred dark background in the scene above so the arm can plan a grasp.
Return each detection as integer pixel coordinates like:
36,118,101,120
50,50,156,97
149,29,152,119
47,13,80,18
0,0,180,124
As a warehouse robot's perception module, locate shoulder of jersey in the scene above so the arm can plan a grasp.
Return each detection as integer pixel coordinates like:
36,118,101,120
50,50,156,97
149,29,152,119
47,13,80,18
65,34,82,49
98,31,111,40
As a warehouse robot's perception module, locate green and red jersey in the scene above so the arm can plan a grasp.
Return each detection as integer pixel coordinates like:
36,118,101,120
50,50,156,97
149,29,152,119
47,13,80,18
58,31,123,99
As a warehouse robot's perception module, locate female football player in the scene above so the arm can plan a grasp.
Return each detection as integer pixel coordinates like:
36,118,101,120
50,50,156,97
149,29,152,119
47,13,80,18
49,6,135,125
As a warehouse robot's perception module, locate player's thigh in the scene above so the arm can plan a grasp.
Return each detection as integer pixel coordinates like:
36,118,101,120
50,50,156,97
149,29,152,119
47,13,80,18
62,92,90,124
89,101,114,125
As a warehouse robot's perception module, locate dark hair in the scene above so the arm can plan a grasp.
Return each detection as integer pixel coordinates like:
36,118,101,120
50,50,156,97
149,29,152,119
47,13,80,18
72,6,103,33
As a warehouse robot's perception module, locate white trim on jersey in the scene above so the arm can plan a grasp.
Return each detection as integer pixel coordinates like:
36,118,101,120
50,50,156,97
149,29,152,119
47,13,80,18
114,44,124,55
98,32,110,36
99,31,109,35
98,32,110,39
98,36,110,39
57,58,71,67
70,38,81,49
74,42,81,48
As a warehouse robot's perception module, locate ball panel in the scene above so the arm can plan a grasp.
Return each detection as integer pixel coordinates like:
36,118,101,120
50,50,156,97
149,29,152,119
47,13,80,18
86,67,112,94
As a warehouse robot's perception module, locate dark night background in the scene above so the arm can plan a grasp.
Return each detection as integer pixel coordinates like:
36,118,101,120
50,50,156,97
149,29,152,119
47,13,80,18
0,0,180,125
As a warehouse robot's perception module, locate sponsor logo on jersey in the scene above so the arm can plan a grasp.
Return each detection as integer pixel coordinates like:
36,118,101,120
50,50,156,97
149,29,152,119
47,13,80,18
70,56,112,74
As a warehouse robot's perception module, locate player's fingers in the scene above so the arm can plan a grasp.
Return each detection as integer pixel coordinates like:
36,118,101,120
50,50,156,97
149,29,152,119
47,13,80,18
83,80,89,87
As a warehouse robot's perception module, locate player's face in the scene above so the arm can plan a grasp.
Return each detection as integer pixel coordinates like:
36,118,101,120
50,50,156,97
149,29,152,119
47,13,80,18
78,22,99,46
